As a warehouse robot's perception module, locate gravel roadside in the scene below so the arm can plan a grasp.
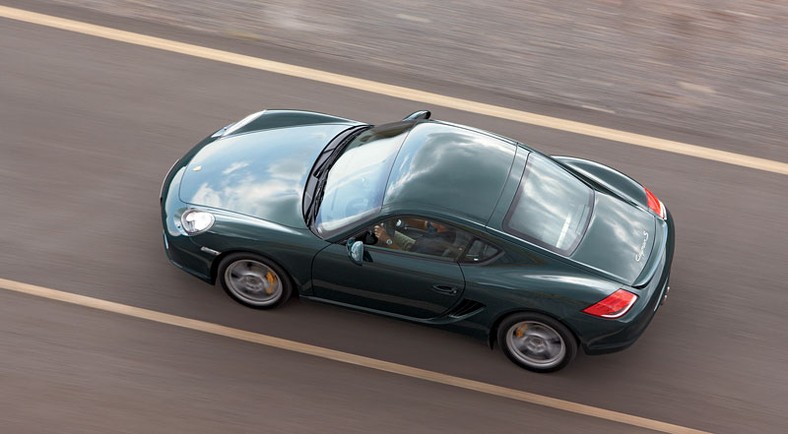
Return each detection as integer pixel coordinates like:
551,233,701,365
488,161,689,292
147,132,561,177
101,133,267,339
47,0,788,157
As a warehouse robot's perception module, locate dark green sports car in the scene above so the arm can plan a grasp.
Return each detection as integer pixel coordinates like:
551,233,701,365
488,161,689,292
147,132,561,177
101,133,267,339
160,109,674,373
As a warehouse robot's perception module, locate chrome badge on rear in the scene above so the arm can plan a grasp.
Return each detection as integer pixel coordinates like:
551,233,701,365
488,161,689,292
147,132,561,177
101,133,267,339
635,230,649,262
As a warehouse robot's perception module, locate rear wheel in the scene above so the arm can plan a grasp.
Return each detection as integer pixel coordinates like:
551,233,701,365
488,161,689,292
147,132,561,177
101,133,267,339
217,253,292,309
497,312,577,373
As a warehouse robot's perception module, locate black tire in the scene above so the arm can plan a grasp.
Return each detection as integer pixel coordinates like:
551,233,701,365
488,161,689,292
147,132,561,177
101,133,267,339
497,312,578,373
216,253,292,309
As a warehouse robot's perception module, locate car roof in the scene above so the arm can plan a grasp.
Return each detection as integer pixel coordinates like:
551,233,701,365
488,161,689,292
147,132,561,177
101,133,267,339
382,121,520,223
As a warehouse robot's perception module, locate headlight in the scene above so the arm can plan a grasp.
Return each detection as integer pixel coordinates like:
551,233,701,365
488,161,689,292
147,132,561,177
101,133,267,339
181,209,215,235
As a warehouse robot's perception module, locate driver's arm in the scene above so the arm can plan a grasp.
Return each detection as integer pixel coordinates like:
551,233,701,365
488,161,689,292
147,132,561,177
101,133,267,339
373,225,415,250
392,231,415,250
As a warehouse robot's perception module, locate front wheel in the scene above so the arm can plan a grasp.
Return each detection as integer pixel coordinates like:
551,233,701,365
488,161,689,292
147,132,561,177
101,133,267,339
497,312,577,373
217,253,292,309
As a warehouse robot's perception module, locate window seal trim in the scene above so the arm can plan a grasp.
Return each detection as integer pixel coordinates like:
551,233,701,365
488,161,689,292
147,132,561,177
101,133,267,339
502,154,595,256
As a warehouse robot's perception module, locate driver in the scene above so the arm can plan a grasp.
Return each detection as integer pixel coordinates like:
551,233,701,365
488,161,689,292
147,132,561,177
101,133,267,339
374,218,456,256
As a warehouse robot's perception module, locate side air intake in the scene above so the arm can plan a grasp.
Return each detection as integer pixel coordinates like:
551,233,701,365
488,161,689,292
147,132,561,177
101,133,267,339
448,299,485,319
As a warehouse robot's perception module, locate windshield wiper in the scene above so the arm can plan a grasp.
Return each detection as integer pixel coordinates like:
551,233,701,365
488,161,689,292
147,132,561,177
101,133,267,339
312,126,368,178
304,126,370,227
305,174,327,227
311,147,337,178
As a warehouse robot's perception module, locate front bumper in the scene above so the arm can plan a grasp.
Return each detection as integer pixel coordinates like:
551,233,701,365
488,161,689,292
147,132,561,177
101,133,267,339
162,230,215,283
161,162,218,283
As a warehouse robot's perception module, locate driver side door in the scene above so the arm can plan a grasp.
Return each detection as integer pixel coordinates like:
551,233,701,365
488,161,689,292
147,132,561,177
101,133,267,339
310,216,470,320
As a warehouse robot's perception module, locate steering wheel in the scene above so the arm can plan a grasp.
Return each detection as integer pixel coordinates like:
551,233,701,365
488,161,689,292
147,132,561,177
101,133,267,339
383,218,405,238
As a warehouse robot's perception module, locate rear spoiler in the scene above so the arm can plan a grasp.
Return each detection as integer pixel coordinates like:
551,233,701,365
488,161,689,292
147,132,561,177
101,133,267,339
552,156,649,211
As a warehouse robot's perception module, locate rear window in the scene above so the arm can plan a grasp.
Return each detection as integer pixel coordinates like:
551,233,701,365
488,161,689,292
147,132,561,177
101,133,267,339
504,153,594,255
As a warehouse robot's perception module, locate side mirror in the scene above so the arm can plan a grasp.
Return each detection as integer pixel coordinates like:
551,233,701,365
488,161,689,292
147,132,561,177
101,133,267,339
347,240,365,265
402,110,431,121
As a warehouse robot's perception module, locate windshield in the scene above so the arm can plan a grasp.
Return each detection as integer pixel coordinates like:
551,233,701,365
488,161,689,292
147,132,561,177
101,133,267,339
315,122,412,237
504,152,594,255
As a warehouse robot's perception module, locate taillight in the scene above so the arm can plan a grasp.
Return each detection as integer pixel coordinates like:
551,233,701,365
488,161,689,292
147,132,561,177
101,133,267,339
644,187,666,220
582,289,638,319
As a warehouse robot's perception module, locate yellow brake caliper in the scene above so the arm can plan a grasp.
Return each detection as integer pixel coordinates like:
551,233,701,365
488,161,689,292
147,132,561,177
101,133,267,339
265,271,277,295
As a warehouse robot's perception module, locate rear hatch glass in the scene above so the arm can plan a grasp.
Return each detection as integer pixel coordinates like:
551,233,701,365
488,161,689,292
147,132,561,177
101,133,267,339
503,152,594,255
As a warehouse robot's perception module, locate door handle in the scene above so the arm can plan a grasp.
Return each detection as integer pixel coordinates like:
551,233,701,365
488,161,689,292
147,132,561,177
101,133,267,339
431,284,458,295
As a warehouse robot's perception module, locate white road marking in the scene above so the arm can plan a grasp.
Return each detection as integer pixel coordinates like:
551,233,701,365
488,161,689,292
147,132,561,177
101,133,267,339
1,5,786,176
0,277,708,433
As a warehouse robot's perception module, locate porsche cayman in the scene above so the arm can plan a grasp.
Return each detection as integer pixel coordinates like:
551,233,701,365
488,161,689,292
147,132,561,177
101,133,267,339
160,109,674,372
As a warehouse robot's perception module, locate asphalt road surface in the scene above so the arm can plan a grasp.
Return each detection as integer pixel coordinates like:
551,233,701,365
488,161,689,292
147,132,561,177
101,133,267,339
1,3,787,434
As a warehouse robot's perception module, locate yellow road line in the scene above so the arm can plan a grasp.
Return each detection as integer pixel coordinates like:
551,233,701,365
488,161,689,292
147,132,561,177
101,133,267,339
0,277,707,434
1,5,786,176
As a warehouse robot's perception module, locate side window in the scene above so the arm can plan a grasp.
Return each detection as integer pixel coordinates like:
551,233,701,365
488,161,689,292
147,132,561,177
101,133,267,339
363,216,472,260
461,239,501,263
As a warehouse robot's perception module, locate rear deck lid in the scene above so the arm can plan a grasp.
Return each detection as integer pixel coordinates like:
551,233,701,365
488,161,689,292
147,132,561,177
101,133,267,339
571,193,656,284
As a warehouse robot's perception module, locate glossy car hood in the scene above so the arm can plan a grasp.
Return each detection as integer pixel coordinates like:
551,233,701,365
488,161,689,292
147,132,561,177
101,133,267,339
571,193,656,284
179,124,354,227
